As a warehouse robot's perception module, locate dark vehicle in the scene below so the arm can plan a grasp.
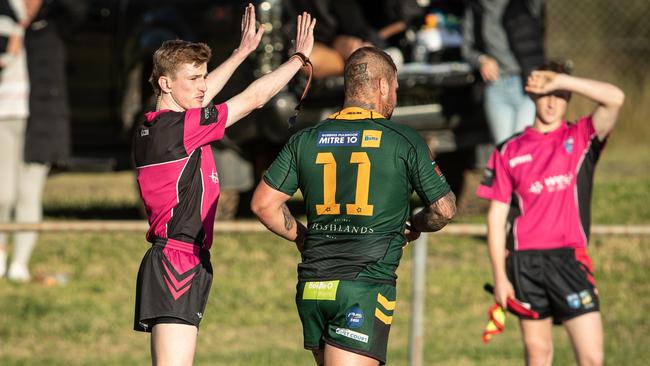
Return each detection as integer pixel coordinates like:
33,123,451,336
66,0,488,201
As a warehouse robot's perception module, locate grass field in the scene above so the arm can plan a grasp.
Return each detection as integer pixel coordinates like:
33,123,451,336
3,72,650,366
1,232,648,365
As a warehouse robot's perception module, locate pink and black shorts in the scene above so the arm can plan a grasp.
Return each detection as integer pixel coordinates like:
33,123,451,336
134,238,212,332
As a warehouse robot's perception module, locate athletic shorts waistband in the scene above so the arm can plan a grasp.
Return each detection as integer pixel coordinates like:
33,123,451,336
511,247,587,256
152,237,210,258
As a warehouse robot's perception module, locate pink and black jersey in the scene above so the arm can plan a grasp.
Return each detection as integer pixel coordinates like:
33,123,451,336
477,116,606,251
133,102,228,251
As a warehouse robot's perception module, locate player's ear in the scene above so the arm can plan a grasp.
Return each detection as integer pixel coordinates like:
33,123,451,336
379,78,389,98
159,76,172,93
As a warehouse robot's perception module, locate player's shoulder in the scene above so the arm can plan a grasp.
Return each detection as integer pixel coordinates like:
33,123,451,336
286,121,326,146
495,130,527,156
369,118,423,146
143,109,184,128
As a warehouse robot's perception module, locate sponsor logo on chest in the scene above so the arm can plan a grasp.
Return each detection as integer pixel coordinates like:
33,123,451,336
509,154,533,168
528,172,574,194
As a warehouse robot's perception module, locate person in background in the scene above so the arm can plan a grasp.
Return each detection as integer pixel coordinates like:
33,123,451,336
0,0,42,282
292,0,407,78
462,0,545,144
477,61,624,366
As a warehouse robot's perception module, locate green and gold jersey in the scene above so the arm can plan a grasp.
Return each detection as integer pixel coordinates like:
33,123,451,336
264,107,450,283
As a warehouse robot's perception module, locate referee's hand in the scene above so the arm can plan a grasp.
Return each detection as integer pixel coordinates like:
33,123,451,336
293,12,316,59
494,278,515,309
237,3,265,56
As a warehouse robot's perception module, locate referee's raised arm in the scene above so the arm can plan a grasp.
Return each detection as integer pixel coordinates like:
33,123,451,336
225,11,316,127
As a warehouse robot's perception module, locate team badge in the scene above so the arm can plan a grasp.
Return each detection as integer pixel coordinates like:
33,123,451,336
433,163,443,177
346,307,365,329
564,137,574,153
200,104,218,125
579,290,594,309
361,130,382,148
566,293,581,309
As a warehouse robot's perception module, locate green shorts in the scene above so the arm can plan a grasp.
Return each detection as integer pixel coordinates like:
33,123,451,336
296,280,396,364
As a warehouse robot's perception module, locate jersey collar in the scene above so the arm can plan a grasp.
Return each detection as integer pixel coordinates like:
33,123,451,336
525,120,569,139
328,107,386,121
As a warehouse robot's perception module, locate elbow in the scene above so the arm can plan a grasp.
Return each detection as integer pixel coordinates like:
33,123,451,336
250,198,267,220
444,204,457,222
442,191,457,221
612,87,625,108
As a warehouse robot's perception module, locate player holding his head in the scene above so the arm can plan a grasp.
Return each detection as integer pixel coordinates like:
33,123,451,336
132,5,316,365
251,46,456,366
477,61,624,366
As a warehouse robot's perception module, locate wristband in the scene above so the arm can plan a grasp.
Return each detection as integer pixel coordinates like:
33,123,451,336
288,52,313,127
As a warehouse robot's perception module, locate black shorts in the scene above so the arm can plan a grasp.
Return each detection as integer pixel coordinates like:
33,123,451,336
506,247,599,324
133,239,213,332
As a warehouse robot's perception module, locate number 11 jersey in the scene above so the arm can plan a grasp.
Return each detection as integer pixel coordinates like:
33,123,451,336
264,107,450,284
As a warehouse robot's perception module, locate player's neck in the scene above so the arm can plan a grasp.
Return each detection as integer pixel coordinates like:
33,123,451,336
158,93,186,112
342,99,379,114
533,117,564,134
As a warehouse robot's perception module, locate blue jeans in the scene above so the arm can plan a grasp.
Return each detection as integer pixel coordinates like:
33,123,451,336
484,74,536,144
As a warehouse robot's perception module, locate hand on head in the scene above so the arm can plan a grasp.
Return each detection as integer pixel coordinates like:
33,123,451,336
294,12,316,58
238,3,265,55
525,70,560,95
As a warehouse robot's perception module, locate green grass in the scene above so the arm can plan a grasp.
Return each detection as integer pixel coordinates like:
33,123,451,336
1,233,648,365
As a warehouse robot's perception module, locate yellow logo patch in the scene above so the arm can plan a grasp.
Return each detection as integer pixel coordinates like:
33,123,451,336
361,130,382,148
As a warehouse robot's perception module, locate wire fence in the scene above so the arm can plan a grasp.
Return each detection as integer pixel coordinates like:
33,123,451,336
547,0,650,80
546,0,650,135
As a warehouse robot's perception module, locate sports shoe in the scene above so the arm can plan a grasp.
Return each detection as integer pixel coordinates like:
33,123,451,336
7,262,30,283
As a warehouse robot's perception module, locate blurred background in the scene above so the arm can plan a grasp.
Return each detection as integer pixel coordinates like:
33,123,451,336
1,0,648,364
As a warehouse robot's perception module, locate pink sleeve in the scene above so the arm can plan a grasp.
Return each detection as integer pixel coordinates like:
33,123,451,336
183,103,228,152
476,148,513,203
574,115,596,144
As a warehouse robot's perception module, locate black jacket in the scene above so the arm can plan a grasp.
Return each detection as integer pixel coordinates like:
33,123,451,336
24,0,85,165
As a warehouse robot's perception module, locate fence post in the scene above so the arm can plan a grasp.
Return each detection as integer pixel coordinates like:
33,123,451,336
409,208,427,366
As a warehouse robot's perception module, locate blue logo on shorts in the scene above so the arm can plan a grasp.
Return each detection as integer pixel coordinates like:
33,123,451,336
566,293,581,309
346,307,365,329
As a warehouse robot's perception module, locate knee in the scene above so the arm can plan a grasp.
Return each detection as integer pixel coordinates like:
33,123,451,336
524,340,553,366
578,350,604,366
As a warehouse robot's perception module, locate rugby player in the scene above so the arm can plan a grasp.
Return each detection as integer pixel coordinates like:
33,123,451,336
477,61,624,366
251,46,456,366
131,5,316,365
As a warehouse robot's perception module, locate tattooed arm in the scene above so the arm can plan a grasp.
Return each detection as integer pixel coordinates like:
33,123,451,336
251,180,308,251
410,190,457,232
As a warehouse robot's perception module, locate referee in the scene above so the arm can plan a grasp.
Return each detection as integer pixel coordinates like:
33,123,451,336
132,5,316,365
477,61,624,366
